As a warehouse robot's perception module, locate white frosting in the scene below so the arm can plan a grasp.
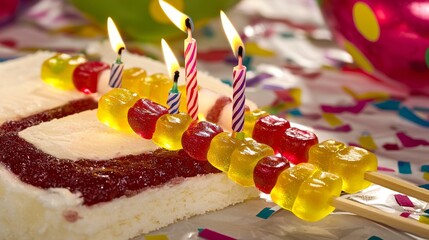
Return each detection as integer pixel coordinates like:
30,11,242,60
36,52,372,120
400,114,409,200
19,110,159,161
0,52,85,124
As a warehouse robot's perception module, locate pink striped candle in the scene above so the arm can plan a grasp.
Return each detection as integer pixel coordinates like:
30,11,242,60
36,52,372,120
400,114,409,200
185,36,199,120
158,1,199,120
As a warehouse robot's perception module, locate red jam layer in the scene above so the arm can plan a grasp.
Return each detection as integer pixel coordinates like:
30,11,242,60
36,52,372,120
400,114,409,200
0,98,219,206
0,98,98,134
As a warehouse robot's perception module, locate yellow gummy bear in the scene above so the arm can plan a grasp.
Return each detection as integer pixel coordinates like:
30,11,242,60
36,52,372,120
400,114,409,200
207,132,244,172
308,139,346,171
242,109,269,138
228,139,274,186
143,73,173,106
97,88,140,133
121,67,147,97
332,146,378,193
152,113,193,150
270,163,318,211
41,53,86,90
292,170,342,222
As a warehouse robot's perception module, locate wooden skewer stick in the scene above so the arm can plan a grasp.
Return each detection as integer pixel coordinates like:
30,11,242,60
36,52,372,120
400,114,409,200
364,171,429,203
332,197,429,238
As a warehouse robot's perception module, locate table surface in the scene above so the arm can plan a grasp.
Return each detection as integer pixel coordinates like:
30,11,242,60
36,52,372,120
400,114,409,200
0,0,428,239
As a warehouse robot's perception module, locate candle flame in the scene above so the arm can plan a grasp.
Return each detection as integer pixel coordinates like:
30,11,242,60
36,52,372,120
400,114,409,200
220,11,244,58
161,39,180,79
107,17,125,54
159,0,191,33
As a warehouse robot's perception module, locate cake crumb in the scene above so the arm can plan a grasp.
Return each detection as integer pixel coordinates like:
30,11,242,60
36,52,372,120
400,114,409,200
63,210,82,223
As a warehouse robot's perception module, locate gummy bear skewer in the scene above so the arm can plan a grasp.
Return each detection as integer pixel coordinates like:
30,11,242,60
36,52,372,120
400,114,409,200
309,140,429,202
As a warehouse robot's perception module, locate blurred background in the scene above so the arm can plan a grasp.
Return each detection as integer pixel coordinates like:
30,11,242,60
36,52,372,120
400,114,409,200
1,0,428,239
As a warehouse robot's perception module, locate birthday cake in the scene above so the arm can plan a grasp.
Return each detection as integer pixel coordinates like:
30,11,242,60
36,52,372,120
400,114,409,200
0,52,259,240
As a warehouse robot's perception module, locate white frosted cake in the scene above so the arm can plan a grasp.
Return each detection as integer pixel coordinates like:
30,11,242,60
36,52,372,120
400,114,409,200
0,52,259,240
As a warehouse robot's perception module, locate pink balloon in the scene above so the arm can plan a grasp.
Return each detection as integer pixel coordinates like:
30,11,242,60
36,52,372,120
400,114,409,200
319,0,429,94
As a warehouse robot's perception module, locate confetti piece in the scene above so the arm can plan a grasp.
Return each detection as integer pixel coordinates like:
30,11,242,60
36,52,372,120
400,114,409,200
418,215,429,224
382,143,400,151
0,39,17,48
348,142,362,148
198,229,236,240
263,84,286,90
377,166,395,172
256,206,281,219
322,113,343,127
288,108,302,117
424,172,429,182
199,49,230,62
398,161,412,174
421,165,429,172
394,194,415,207
343,86,389,101
246,73,273,87
425,209,429,214
373,100,401,111
202,26,215,38
396,132,429,147
245,42,275,57
0,57,17,62
144,235,169,240
358,132,377,151
368,236,383,240
313,124,352,132
400,212,411,218
321,101,367,114
420,184,429,190
221,79,232,87
399,106,429,128
280,32,295,38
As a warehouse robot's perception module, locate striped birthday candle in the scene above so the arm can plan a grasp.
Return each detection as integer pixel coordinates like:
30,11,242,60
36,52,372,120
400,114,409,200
232,64,246,132
185,38,199,120
109,60,124,88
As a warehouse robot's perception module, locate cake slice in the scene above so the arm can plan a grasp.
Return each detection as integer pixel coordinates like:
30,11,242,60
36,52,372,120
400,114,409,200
0,52,259,240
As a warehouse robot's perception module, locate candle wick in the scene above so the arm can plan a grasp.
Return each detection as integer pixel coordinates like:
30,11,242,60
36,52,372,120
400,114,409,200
187,28,192,41
116,47,125,63
118,47,125,56
237,46,244,68
238,55,243,68
174,71,180,84
172,71,180,93
185,18,193,40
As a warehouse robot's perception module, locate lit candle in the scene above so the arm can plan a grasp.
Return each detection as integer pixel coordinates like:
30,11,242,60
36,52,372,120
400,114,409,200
161,39,181,114
107,17,126,88
159,0,198,120
220,11,246,133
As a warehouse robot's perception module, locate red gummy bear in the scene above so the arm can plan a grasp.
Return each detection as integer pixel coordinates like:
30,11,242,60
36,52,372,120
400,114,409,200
128,99,168,139
253,115,290,153
279,127,318,164
182,121,223,161
72,61,109,94
253,155,290,194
